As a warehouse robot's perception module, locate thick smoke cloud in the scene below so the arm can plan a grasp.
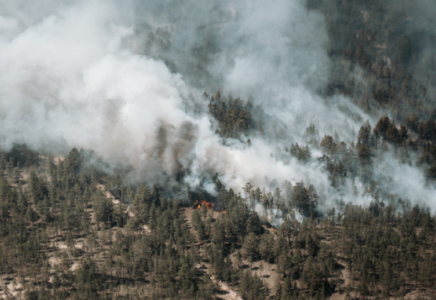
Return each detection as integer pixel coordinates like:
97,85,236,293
0,0,434,213
136,0,368,141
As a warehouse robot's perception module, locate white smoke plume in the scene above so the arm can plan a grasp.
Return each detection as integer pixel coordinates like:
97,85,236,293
0,0,434,213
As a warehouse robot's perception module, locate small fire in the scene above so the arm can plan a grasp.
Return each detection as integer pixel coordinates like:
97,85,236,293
194,200,226,214
195,200,215,210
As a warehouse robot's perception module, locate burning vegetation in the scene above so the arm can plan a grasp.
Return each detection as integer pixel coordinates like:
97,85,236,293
195,199,214,210
194,200,226,213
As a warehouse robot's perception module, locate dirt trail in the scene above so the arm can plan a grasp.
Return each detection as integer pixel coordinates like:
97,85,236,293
96,184,149,233
183,207,242,300
96,184,120,205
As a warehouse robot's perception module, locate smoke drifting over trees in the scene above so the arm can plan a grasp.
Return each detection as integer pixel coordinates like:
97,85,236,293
3,1,436,299
0,0,435,216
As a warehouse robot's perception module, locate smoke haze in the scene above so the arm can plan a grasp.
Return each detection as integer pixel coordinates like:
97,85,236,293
0,0,434,213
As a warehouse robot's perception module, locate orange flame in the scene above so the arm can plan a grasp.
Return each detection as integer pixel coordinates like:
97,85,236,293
222,210,226,214
194,200,219,211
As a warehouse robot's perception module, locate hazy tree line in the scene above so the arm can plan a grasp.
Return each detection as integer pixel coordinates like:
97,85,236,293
207,86,436,196
307,0,436,122
207,91,256,140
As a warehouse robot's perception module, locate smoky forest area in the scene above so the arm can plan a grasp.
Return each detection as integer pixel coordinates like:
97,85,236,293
1,0,436,299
